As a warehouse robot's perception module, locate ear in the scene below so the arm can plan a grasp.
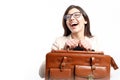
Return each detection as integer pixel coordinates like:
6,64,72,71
84,21,87,24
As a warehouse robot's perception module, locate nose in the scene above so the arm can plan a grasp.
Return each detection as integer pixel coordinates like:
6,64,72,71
70,15,75,20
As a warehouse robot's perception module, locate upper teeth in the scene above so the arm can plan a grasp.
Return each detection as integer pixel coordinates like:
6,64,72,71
72,23,77,24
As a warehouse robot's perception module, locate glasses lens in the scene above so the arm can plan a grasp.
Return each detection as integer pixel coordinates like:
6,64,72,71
64,15,71,20
73,12,81,18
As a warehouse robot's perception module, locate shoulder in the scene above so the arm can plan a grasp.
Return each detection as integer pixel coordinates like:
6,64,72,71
85,36,98,41
51,35,70,50
85,36,99,51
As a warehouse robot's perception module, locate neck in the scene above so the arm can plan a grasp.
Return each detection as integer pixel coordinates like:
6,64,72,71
71,32,85,40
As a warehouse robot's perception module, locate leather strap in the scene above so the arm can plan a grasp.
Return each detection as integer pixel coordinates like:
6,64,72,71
60,57,68,71
111,57,119,70
90,57,96,71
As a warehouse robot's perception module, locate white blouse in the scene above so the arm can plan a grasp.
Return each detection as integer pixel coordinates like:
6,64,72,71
51,35,99,51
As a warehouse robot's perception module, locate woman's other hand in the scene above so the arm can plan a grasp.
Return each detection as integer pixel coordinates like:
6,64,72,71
79,39,92,50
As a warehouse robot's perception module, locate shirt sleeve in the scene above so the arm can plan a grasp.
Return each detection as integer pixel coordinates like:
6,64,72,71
51,38,59,50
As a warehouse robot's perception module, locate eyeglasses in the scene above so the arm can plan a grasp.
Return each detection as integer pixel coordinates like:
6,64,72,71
64,12,82,20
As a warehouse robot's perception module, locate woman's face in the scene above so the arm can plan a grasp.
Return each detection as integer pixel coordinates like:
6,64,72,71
65,8,87,34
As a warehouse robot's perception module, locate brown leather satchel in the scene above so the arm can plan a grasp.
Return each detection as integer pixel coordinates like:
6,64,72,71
45,50,118,80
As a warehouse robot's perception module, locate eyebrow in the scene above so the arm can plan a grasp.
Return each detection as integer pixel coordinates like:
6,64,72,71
67,12,81,15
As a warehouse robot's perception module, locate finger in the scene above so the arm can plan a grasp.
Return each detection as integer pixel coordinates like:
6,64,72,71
71,40,78,47
65,40,74,49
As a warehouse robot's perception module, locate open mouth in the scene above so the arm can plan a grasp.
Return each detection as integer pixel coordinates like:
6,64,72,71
71,23,79,27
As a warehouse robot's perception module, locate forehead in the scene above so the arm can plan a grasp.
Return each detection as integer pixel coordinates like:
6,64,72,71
68,8,80,14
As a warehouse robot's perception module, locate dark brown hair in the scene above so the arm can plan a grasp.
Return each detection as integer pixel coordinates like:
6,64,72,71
62,5,93,37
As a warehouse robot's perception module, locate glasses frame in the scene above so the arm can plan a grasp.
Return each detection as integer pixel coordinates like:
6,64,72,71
64,12,82,21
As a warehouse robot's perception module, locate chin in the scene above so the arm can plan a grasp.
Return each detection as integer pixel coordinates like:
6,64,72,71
72,28,83,33
71,31,79,34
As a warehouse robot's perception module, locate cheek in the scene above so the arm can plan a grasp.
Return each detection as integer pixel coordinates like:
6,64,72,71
78,19,86,26
66,21,70,27
78,15,86,25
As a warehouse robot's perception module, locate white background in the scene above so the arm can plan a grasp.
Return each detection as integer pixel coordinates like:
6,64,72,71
0,0,120,80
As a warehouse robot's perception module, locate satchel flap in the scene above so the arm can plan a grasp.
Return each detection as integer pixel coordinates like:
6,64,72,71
75,65,108,79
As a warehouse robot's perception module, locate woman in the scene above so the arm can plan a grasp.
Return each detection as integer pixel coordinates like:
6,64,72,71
51,5,98,51
39,5,99,78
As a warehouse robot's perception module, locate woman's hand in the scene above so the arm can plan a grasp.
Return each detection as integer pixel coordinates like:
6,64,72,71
64,39,79,50
64,39,92,51
79,39,92,50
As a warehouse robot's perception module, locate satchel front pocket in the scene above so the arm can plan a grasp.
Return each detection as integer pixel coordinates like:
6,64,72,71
49,68,72,80
75,65,108,80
